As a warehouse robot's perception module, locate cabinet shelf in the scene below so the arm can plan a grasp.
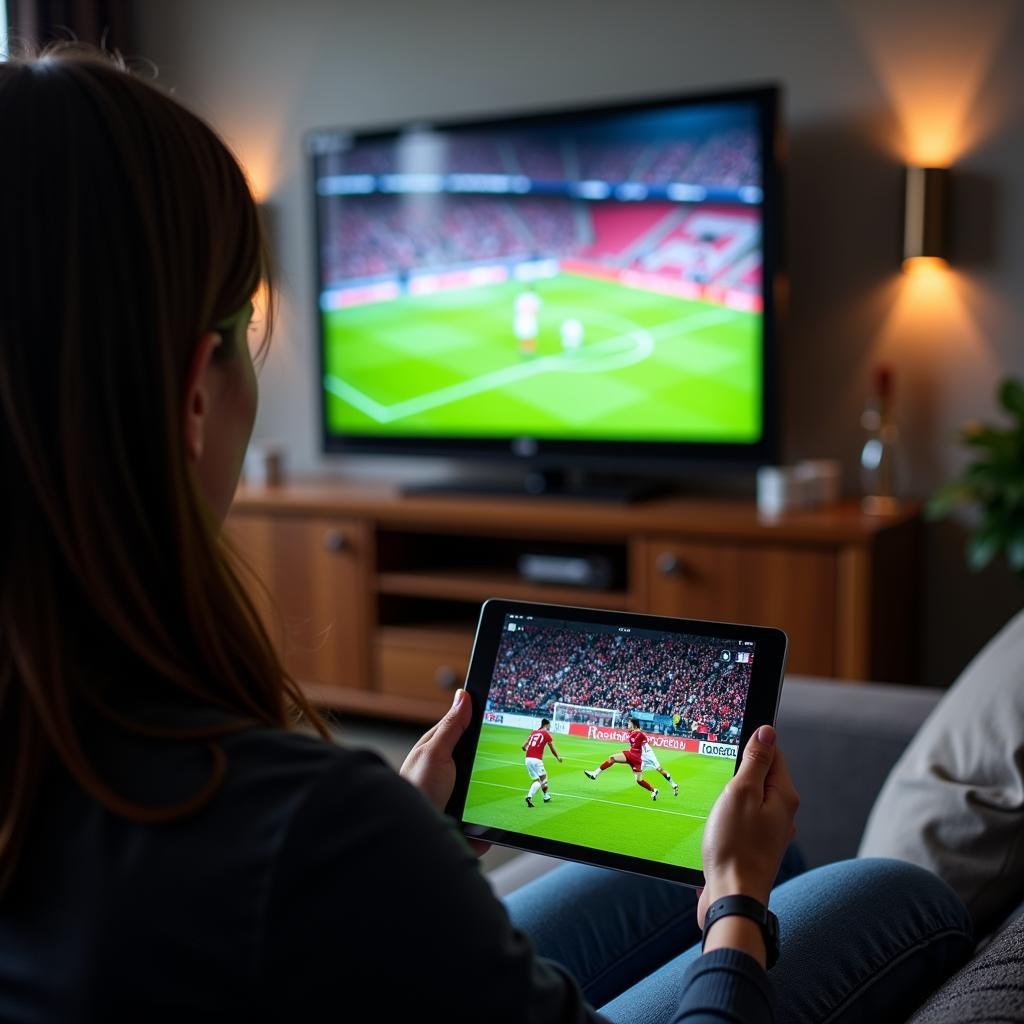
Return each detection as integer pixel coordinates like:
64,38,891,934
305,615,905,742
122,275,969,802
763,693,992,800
376,568,632,609
376,623,476,649
300,681,454,724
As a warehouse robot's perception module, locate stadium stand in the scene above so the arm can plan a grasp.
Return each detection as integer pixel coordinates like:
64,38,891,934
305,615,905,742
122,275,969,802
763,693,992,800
679,130,758,188
577,203,675,261
487,627,751,740
318,130,764,298
576,140,650,182
446,135,507,173
636,141,697,183
325,130,760,188
511,198,581,254
513,138,567,180
635,206,760,288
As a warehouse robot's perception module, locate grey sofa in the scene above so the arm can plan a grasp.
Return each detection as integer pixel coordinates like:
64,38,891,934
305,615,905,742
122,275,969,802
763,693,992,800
487,675,1024,1022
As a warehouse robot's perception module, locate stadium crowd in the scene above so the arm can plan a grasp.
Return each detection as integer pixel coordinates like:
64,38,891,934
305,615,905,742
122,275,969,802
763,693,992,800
321,195,544,281
320,131,759,190
488,626,750,740
320,192,759,292
316,106,763,289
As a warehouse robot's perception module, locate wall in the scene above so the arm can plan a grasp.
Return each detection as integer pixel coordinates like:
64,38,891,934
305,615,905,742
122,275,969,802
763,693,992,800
136,0,1024,685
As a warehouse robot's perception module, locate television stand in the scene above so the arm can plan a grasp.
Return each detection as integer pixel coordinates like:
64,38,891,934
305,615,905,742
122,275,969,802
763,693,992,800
228,480,921,724
402,469,673,504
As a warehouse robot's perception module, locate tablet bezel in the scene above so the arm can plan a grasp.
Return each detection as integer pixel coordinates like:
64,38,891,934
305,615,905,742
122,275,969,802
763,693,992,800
446,598,788,888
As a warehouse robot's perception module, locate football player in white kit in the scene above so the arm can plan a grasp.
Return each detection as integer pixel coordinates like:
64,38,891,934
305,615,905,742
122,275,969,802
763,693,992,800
560,317,584,354
514,289,541,357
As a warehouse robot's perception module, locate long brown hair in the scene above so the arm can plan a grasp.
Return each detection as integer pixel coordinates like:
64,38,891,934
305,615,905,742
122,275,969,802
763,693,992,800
0,47,325,894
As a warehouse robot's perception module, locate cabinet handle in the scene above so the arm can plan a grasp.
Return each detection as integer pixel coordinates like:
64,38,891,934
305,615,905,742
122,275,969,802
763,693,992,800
435,666,460,690
323,528,347,553
656,552,682,577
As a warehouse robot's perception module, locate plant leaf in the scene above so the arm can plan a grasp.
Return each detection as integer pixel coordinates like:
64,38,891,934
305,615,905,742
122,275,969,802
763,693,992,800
998,378,1024,420
1008,533,1024,572
926,484,975,520
967,531,1001,571
962,428,1016,463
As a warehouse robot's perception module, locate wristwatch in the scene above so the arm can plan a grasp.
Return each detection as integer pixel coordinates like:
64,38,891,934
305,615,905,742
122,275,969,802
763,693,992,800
701,894,780,969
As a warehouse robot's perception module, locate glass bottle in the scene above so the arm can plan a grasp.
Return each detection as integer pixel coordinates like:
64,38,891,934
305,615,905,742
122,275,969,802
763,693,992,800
860,365,901,514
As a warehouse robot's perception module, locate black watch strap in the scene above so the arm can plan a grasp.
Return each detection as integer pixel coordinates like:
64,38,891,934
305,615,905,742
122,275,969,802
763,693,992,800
701,894,780,970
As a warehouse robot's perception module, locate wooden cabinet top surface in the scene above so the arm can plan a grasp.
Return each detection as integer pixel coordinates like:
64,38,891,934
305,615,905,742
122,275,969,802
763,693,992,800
232,479,919,545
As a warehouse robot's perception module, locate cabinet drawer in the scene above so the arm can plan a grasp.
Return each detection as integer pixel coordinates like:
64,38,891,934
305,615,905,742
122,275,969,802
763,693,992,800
375,634,473,701
641,539,837,676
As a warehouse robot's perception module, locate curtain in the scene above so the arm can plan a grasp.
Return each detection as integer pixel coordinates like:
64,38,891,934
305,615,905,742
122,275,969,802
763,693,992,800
7,0,132,52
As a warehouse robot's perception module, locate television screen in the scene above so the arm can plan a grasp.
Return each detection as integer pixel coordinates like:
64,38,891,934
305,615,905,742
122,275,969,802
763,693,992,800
310,87,779,467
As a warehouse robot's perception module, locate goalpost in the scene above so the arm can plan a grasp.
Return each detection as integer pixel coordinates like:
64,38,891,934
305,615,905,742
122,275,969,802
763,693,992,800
551,702,622,729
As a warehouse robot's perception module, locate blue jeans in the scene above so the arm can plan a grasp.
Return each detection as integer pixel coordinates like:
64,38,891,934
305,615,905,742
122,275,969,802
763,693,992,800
504,856,973,1023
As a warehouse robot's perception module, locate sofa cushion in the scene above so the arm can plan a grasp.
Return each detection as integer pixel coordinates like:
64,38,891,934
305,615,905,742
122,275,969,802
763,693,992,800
860,609,1024,935
777,677,941,867
906,911,1024,1023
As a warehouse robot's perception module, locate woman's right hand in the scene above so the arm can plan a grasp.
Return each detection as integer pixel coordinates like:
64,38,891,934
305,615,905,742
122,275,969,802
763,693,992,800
697,724,799,928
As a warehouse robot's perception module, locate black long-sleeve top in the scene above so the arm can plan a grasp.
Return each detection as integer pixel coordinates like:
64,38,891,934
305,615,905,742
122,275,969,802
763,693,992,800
0,713,774,1022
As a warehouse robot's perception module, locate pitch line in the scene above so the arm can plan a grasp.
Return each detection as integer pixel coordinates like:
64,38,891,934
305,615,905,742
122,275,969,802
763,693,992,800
473,750,700,769
473,750,700,774
472,752,707,820
324,320,652,423
322,376,392,421
474,751,590,768
324,306,740,424
471,780,708,821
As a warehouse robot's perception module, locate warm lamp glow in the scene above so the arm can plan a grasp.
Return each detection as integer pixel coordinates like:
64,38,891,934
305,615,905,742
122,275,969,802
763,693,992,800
901,114,969,168
902,255,949,274
876,266,981,360
252,277,271,317
235,128,286,202
247,278,273,362
243,159,273,204
847,0,1015,165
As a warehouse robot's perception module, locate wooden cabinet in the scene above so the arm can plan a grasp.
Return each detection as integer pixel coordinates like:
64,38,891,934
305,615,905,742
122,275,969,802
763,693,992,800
375,626,474,700
640,540,837,676
226,513,371,692
228,481,920,723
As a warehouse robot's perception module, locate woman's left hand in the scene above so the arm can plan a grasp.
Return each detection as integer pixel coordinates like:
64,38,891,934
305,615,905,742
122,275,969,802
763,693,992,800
400,688,491,857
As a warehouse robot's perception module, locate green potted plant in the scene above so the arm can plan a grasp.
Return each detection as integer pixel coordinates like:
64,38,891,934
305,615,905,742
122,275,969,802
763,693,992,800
928,378,1024,574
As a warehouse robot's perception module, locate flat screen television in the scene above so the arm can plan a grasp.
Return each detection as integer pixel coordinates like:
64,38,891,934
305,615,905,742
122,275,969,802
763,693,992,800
309,85,781,492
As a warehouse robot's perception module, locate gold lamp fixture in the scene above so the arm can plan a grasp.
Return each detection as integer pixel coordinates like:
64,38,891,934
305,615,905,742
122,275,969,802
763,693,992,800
903,166,949,271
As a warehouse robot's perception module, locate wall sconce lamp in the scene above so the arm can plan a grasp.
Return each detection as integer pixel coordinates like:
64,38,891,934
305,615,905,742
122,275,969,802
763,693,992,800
903,166,949,271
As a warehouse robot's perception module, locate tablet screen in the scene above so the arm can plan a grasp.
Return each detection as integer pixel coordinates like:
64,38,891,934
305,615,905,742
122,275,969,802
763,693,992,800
462,609,757,873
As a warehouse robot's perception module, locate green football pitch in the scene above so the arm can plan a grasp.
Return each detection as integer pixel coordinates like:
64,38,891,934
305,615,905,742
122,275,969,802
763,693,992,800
322,274,760,442
463,724,736,871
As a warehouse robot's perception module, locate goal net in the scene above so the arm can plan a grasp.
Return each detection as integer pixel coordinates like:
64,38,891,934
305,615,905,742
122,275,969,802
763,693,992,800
551,702,621,728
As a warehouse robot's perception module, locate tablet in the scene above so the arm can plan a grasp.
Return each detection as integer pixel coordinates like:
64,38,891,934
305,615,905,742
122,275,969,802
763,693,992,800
447,599,788,888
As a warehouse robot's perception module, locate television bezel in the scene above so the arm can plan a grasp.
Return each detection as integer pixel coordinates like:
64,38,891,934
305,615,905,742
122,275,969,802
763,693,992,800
309,84,783,471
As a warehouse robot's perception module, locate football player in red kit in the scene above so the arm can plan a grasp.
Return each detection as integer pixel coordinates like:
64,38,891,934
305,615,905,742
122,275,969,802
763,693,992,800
584,716,678,801
522,717,563,808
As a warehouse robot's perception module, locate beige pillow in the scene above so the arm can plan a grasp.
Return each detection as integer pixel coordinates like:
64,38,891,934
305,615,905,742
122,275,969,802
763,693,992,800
859,609,1024,934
